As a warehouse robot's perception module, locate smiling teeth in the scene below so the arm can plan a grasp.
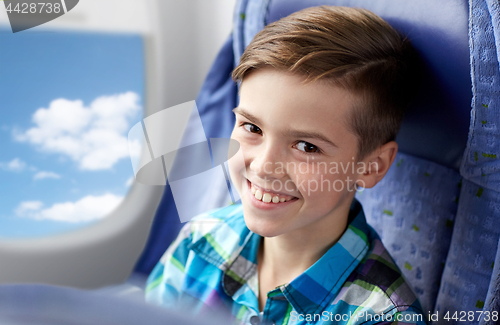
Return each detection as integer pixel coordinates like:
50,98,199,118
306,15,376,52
251,184,292,203
255,189,263,200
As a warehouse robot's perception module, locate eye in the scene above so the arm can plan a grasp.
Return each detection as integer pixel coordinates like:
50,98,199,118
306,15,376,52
242,123,262,135
296,141,320,154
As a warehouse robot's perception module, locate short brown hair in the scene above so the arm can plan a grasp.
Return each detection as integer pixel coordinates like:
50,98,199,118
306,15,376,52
232,6,419,159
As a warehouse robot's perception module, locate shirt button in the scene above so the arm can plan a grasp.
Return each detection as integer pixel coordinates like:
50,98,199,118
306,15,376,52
250,316,260,325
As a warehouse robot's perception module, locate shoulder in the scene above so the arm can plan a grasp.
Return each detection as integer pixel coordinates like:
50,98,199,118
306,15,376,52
156,203,249,266
160,203,245,249
186,203,246,242
145,203,247,302
335,235,426,324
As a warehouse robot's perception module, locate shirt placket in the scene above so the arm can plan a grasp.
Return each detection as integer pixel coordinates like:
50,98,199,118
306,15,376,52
258,288,291,325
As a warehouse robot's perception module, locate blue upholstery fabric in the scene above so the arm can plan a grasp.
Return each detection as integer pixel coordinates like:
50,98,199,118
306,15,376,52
435,0,500,320
483,237,500,322
135,0,500,322
355,153,462,313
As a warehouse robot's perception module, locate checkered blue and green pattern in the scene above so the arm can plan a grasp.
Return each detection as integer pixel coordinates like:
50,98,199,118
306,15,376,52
145,200,426,324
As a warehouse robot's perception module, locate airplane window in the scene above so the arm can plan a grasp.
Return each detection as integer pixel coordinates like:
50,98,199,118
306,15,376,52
0,0,234,242
0,28,144,238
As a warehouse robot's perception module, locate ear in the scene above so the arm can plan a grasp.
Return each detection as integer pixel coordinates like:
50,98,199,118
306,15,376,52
356,141,398,189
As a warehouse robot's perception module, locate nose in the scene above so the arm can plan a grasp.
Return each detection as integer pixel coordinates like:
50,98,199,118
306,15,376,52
249,141,286,181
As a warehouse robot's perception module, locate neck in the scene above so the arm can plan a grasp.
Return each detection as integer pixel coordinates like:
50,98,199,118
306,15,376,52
259,216,347,282
257,197,352,293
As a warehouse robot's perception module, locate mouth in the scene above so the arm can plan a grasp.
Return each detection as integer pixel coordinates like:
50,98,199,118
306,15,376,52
246,179,298,205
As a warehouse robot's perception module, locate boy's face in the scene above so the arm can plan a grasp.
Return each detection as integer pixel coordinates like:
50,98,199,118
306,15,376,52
229,68,364,238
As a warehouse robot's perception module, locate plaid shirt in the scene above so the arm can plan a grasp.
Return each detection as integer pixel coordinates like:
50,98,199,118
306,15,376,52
145,199,426,325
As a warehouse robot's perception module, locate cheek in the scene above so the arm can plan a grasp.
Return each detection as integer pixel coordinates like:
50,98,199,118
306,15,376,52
231,136,257,168
293,166,353,201
228,145,256,201
228,152,245,185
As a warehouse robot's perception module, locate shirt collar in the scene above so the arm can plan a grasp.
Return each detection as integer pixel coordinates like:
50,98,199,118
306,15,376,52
190,199,370,315
282,199,370,315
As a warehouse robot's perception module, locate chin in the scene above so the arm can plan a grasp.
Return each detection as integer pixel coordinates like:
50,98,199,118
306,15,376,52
241,209,281,238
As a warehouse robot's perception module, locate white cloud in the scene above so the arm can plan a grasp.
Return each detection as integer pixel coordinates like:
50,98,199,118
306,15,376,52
0,158,27,172
14,193,123,223
15,201,44,216
15,92,142,170
34,171,61,180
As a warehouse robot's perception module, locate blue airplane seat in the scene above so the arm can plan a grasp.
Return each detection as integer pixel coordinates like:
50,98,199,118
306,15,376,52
135,0,500,320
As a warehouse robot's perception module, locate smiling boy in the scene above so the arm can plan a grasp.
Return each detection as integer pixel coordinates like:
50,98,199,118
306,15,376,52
146,6,425,325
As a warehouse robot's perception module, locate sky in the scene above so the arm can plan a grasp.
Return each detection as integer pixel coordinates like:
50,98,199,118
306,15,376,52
0,27,144,238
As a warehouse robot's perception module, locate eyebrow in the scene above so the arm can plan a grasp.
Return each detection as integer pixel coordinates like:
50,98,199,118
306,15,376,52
232,107,264,126
233,107,338,148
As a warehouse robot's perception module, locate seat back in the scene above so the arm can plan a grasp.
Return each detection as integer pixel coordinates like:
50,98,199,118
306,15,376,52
136,0,500,320
262,0,470,314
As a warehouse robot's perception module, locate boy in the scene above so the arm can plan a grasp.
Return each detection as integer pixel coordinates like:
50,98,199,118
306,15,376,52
146,6,426,325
